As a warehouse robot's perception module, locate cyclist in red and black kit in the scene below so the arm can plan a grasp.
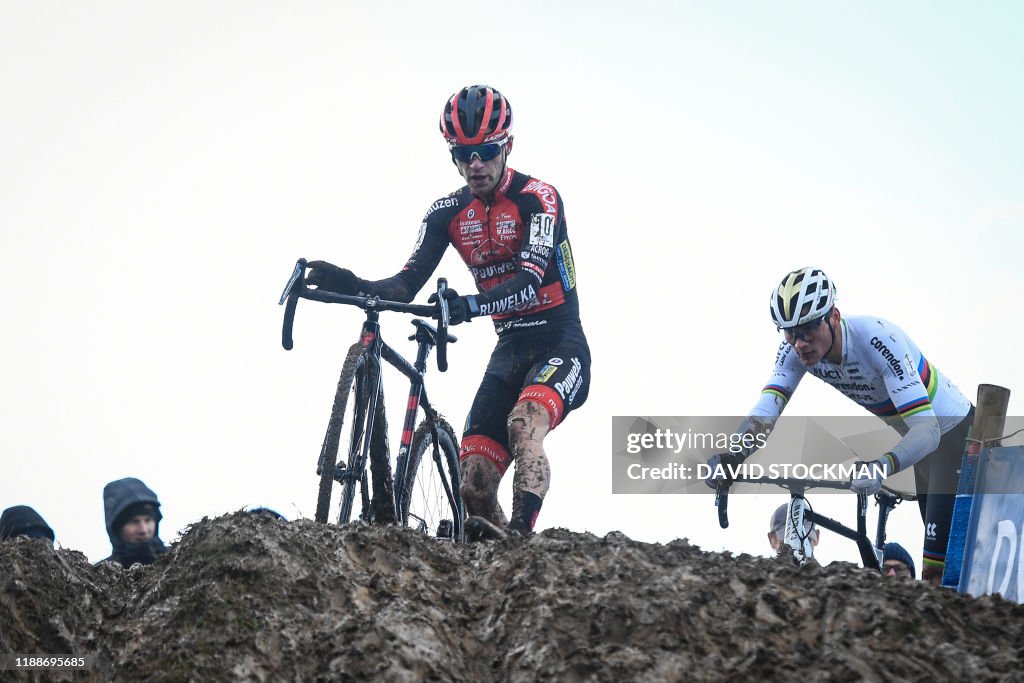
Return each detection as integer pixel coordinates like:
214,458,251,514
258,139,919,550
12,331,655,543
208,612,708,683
305,85,591,537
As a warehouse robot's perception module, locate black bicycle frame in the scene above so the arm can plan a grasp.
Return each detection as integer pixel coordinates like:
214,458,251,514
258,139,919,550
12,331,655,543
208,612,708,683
280,257,462,527
356,314,462,525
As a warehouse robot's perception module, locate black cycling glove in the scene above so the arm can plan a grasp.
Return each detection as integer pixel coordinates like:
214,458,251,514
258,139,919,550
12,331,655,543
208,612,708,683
306,260,364,296
428,288,478,326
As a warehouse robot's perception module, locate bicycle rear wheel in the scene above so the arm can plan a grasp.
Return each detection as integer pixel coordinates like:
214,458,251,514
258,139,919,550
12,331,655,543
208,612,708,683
398,417,465,542
314,344,389,525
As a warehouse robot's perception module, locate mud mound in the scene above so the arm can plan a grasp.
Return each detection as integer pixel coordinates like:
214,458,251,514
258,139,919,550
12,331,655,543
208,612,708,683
3,513,1023,681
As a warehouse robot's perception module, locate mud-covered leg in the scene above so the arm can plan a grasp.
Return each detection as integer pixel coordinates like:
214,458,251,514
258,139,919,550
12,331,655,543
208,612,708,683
460,455,508,528
507,400,551,535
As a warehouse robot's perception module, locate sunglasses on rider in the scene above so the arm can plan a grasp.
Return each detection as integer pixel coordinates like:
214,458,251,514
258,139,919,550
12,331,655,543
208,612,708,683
450,138,509,163
782,315,827,344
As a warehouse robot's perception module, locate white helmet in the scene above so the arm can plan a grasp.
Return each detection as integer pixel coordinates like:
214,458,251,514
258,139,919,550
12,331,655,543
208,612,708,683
770,267,836,329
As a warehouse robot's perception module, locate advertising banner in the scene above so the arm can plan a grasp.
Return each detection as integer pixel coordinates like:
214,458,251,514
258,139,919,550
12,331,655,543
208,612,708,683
959,446,1024,603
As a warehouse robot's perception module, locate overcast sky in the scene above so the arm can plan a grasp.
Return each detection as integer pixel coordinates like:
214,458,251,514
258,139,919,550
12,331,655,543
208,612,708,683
2,1,1022,568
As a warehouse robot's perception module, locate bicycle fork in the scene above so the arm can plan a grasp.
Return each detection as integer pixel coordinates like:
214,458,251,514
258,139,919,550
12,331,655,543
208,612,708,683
340,321,393,525
784,495,817,563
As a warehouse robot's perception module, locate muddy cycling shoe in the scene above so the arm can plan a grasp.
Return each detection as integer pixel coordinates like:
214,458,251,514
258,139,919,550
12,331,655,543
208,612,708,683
465,516,507,542
504,519,533,538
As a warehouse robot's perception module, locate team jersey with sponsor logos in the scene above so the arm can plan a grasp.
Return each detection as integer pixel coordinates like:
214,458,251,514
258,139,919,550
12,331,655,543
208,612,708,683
363,167,579,334
750,316,971,471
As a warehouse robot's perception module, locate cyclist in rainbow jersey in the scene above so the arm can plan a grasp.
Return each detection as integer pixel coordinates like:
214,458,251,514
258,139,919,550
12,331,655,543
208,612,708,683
711,267,972,584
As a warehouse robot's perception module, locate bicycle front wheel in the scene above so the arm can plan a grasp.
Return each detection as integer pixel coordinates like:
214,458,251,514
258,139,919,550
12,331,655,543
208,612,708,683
399,417,465,542
315,344,388,525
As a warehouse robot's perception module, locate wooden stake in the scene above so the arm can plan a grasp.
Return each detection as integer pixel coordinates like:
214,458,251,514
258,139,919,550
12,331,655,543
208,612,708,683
970,384,1012,452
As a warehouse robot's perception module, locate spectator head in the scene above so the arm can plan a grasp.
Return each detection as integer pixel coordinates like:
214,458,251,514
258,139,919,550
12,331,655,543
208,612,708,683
115,502,159,543
103,477,162,545
882,542,916,579
0,505,55,545
245,506,287,520
768,503,820,551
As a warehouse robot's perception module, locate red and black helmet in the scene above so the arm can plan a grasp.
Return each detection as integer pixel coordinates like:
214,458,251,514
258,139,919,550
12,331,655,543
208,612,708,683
439,85,512,146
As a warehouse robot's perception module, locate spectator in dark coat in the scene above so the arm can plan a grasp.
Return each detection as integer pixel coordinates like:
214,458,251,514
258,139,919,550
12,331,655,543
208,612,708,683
0,505,55,544
100,477,169,567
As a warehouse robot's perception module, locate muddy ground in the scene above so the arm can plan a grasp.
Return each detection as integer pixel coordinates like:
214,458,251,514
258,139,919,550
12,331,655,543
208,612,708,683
2,512,1023,682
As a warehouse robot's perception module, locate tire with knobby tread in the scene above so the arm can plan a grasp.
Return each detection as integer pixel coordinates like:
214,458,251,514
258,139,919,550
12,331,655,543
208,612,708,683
315,343,366,524
337,353,388,525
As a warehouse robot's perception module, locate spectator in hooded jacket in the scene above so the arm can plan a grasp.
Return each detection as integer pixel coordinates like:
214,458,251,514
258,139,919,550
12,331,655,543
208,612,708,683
100,477,169,567
0,505,55,545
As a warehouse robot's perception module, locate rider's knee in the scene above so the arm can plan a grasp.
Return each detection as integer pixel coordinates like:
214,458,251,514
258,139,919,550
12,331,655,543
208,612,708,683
507,399,552,446
460,435,511,476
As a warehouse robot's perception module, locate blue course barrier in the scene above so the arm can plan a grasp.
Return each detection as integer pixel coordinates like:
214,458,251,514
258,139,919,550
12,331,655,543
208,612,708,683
958,446,1024,603
941,436,979,589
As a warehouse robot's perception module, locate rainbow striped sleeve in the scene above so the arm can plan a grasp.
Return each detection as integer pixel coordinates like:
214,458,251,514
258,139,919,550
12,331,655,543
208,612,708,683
918,357,938,400
897,396,933,418
894,356,937,418
865,398,898,417
761,384,792,404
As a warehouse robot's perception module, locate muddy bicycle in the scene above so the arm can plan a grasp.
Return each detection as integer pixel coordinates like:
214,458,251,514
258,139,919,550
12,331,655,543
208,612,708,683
715,474,915,572
279,258,465,542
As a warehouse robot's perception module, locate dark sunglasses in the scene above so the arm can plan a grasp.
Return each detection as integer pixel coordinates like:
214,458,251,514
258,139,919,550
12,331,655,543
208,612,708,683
782,315,827,344
450,139,508,163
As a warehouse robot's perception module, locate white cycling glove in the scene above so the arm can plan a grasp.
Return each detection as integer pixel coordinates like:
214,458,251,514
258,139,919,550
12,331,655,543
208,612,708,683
850,456,893,496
